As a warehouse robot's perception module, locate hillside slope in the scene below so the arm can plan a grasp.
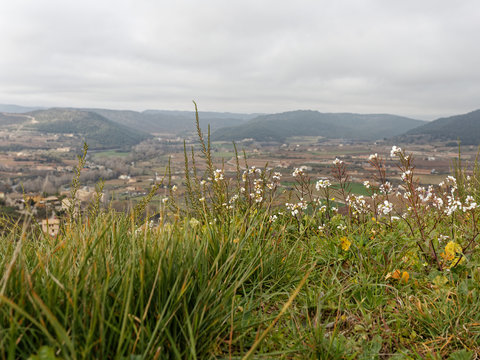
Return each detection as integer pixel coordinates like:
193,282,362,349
212,110,425,142
90,109,256,134
26,109,150,149
400,109,480,145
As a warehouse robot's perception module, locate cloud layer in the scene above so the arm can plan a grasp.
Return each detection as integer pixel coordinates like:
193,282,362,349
1,0,479,118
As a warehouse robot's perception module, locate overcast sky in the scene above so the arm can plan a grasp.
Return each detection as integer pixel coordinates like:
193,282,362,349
1,0,479,119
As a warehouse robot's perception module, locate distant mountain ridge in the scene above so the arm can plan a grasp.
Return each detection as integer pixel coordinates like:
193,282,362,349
212,110,426,142
88,109,257,134
0,104,46,113
399,109,480,145
26,108,150,149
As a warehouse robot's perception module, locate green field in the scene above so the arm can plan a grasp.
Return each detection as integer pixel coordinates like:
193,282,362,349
93,150,130,158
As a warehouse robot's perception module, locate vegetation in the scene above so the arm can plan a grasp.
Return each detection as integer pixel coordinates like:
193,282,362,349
212,110,425,142
402,109,480,145
27,109,150,149
91,108,253,134
1,108,480,359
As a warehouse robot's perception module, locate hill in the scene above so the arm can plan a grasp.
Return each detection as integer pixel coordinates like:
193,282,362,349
0,104,45,113
399,109,480,145
212,110,425,142
0,112,32,127
26,108,150,149
89,109,257,134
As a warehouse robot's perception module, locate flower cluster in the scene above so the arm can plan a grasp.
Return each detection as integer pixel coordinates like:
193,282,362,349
292,166,308,177
347,194,371,214
390,145,402,157
378,200,394,215
315,178,331,191
214,169,224,182
285,200,308,217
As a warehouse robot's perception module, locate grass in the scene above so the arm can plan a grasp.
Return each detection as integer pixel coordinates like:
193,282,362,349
92,150,130,158
1,110,480,358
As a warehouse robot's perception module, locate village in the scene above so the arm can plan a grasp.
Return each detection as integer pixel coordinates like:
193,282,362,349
1,123,475,238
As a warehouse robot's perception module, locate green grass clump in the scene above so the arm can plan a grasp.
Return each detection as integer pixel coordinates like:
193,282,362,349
1,105,480,358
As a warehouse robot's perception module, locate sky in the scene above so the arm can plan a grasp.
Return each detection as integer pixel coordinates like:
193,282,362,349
1,0,479,120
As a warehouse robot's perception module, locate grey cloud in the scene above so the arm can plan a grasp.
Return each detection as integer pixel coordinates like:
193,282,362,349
0,0,479,118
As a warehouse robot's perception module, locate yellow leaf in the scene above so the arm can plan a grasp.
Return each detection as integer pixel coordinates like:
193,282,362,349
442,241,462,261
340,236,351,251
391,269,402,280
401,271,409,283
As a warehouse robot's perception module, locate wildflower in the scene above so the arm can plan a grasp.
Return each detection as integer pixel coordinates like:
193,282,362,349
463,195,478,211
189,218,200,227
200,180,206,186
401,170,411,181
363,180,371,189
162,197,168,204
368,153,378,161
333,158,343,165
214,169,224,182
438,234,449,242
199,197,205,202
292,166,307,177
171,185,178,192
337,224,346,231
340,237,351,251
269,214,277,222
272,172,282,181
379,182,391,194
390,146,402,157
378,200,393,215
315,178,331,191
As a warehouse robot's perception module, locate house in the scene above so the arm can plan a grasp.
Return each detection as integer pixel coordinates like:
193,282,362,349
41,218,60,237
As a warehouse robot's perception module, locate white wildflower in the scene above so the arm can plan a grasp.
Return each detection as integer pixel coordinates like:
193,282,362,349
214,169,224,182
378,200,393,215
390,146,402,157
401,170,412,181
316,178,331,191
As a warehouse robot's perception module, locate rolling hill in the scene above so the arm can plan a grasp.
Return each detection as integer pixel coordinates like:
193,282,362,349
211,110,425,142
89,109,257,134
398,109,480,145
25,109,150,149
